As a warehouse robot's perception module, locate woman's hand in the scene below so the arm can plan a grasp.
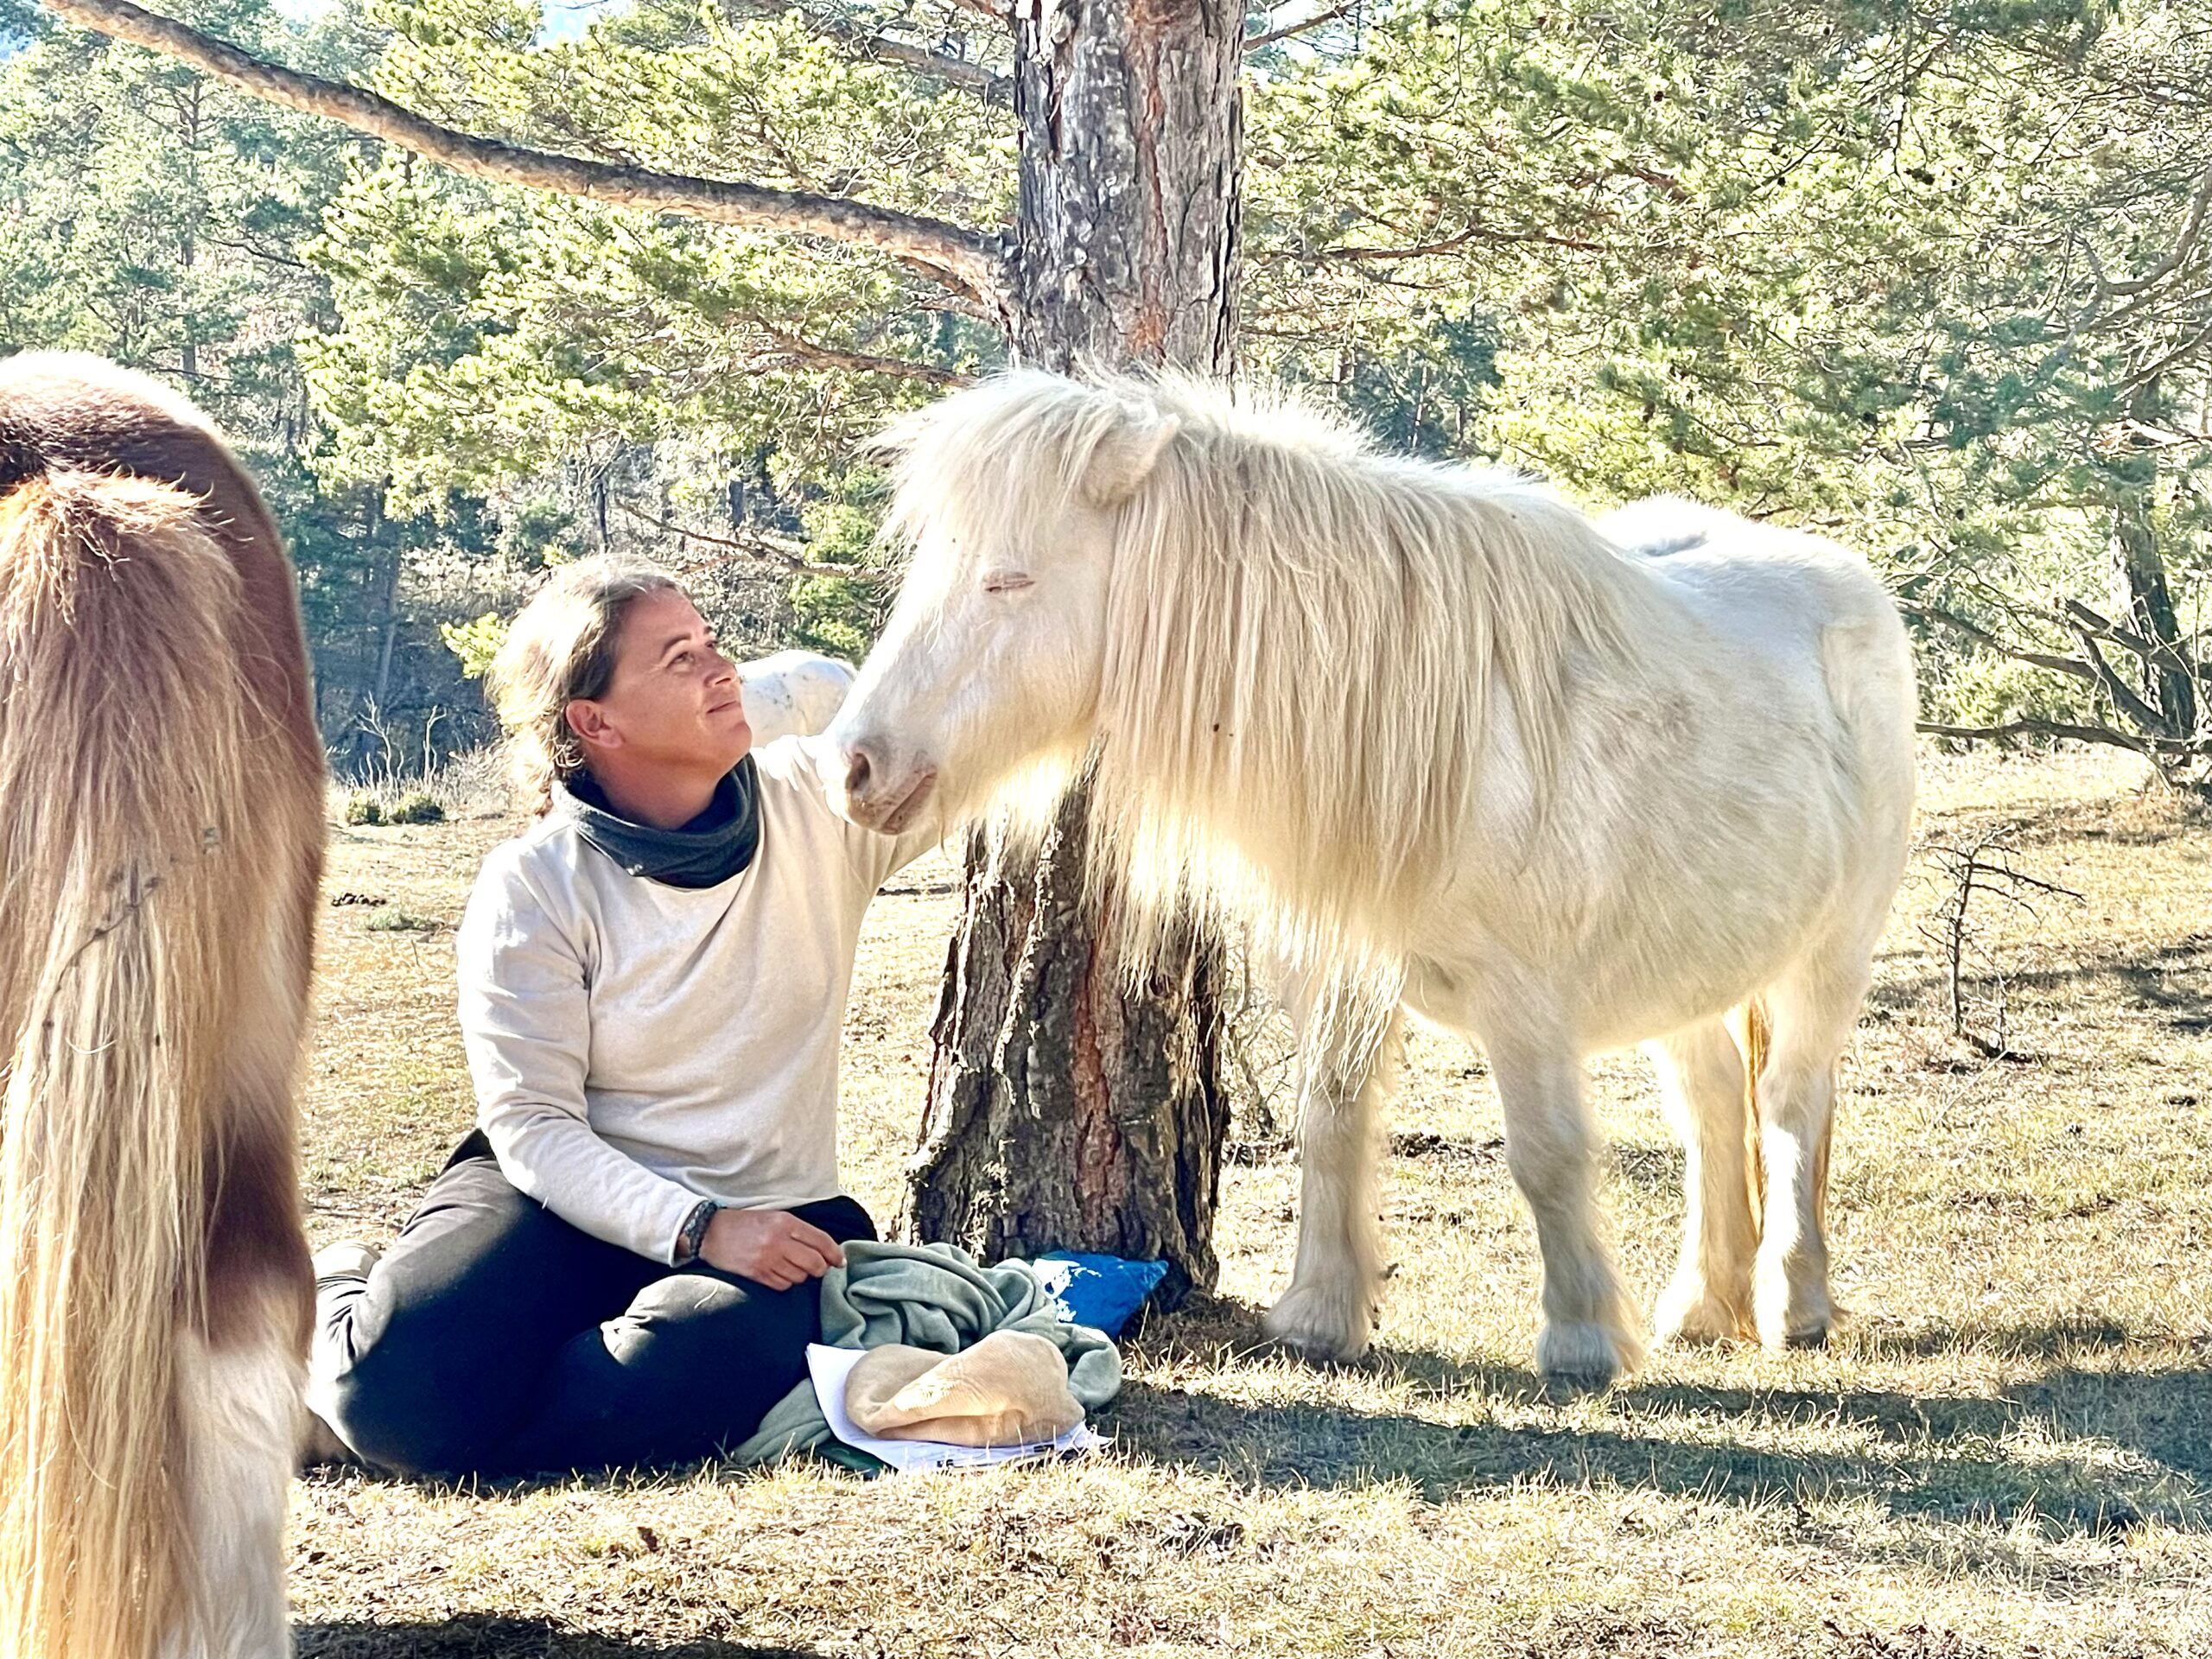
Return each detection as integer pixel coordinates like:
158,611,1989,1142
697,1207,846,1290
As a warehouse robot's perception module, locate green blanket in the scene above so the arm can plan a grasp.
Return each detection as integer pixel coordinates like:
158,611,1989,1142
729,1240,1122,1465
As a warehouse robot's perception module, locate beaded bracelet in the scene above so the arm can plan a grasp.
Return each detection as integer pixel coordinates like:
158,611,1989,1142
673,1198,719,1266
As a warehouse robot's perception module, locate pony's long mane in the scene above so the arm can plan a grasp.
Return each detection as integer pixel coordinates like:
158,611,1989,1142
886,372,1652,972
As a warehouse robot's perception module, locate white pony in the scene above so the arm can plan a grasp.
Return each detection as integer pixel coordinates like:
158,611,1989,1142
738,648,855,745
829,372,1916,1387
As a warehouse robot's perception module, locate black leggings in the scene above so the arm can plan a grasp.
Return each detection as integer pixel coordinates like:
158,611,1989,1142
315,1134,876,1478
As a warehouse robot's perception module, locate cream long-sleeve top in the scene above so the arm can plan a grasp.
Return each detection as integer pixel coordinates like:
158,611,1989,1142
454,735,938,1263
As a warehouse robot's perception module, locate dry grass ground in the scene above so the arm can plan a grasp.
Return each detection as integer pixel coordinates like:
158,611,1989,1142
293,748,2210,1657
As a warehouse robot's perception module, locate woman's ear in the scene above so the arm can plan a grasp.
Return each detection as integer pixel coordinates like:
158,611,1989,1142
565,697,622,753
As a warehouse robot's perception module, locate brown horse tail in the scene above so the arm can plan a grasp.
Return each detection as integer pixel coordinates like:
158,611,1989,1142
1733,998,1770,1236
0,468,266,1659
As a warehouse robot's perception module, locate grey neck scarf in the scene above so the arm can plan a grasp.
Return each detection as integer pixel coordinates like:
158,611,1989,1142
555,757,761,889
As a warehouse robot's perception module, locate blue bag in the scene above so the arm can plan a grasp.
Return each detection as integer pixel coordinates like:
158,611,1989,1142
1032,1251,1169,1338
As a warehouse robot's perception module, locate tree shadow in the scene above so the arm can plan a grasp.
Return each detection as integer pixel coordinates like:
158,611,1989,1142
1108,1304,2211,1535
1866,934,2212,1033
298,1618,821,1657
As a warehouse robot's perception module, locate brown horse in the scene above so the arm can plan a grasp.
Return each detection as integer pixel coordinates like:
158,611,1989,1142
0,354,324,1658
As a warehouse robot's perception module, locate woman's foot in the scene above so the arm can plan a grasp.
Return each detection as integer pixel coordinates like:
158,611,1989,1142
299,1241,382,1468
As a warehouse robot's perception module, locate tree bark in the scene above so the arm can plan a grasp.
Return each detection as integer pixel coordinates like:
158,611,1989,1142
901,0,1242,1302
906,798,1226,1299
2105,405,2197,744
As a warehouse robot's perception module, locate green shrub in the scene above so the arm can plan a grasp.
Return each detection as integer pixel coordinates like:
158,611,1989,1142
343,791,385,826
385,791,447,824
364,907,440,933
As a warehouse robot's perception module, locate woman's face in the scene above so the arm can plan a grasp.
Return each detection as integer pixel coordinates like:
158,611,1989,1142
568,588,751,776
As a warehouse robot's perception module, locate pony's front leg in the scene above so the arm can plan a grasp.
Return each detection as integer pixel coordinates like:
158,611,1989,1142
1490,1045,1646,1389
168,1306,301,1659
1262,989,1405,1364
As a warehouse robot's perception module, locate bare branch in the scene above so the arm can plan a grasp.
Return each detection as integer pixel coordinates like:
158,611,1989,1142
43,0,1009,302
858,35,1011,103
611,499,891,579
1282,226,1606,262
721,0,1011,103
2099,162,2212,298
1246,0,1362,52
1917,717,2205,758
2063,597,2209,679
2069,626,2173,737
755,327,976,387
1898,601,2102,683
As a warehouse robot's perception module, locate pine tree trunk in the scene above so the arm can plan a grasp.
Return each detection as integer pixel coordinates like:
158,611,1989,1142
2107,391,2196,746
899,0,1242,1301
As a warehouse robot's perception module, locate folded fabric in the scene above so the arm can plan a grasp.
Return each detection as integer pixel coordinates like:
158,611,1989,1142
730,1239,1121,1465
845,1332,1084,1447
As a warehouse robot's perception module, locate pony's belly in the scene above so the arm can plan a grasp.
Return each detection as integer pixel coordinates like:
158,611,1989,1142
1406,887,1827,1057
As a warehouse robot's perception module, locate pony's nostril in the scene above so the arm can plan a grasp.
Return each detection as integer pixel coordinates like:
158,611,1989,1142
843,747,873,800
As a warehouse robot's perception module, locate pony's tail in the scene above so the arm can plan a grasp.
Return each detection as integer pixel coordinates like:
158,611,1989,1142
0,471,260,1659
1733,998,1771,1232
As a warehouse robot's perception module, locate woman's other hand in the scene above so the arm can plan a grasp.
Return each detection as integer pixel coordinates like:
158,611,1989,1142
697,1207,847,1290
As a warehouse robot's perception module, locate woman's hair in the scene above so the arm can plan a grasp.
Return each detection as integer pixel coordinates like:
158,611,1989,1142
486,555,684,815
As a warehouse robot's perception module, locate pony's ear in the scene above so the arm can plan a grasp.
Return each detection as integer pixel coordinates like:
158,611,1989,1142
1081,413,1180,508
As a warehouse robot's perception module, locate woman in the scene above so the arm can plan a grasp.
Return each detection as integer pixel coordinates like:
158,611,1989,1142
308,556,936,1477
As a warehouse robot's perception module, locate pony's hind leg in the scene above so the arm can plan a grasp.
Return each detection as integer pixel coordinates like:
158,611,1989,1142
1648,1019,1758,1345
1751,940,1875,1350
168,1299,300,1659
1490,1044,1645,1389
1262,976,1404,1364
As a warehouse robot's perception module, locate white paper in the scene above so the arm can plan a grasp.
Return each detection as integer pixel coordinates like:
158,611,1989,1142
807,1344,1107,1474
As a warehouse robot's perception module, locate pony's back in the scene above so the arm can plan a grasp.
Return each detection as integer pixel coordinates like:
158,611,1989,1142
0,354,322,1658
738,648,856,745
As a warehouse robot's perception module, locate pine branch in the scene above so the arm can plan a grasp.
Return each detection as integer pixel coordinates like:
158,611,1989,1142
42,0,1010,302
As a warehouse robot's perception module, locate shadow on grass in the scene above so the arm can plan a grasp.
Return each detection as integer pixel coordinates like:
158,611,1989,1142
1866,934,2212,1030
298,1618,819,1657
305,1300,2206,1555
1109,1367,2209,1529
1111,1300,2211,1532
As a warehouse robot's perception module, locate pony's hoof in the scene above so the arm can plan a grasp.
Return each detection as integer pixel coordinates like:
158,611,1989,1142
1754,1267,1833,1351
1759,1317,1832,1351
1535,1319,1637,1391
1653,1274,1755,1347
1262,1286,1374,1364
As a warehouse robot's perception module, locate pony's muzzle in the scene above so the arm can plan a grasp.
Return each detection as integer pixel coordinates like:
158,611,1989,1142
836,739,938,835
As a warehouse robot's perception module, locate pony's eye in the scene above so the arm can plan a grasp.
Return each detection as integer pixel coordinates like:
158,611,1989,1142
982,570,1035,595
